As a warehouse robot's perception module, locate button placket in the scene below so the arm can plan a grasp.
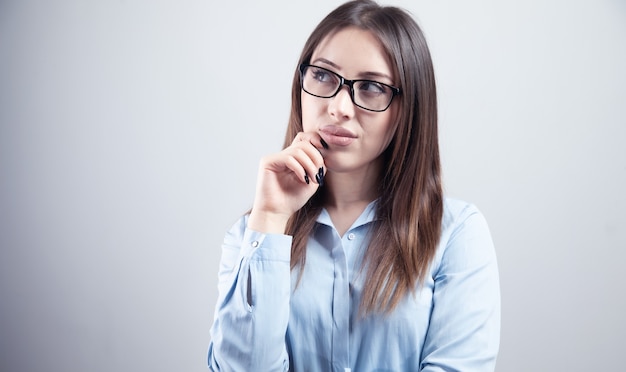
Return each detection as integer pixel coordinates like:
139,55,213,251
331,233,350,369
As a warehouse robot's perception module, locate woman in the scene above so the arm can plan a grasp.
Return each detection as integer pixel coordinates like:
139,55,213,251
208,1,500,371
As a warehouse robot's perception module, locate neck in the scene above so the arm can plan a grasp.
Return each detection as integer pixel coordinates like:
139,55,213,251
322,158,382,210
321,166,379,237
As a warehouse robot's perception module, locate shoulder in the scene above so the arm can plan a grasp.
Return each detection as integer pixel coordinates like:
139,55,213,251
431,197,496,274
442,196,480,221
441,197,488,238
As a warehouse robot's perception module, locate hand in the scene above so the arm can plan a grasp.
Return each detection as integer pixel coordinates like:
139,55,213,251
247,132,327,234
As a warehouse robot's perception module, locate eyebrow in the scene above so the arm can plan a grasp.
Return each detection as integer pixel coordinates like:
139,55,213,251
311,57,394,82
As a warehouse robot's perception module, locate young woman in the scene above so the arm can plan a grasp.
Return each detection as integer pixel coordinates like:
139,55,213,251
208,1,500,371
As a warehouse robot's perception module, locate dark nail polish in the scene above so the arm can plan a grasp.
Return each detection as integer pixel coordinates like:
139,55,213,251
315,173,322,186
316,167,324,187
305,174,310,184
320,138,329,149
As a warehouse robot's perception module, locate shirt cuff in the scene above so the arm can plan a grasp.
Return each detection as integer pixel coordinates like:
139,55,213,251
240,228,293,262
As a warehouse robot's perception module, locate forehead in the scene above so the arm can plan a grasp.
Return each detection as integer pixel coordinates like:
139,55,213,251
311,26,395,81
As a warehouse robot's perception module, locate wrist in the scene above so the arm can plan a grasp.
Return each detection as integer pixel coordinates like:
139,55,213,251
247,210,291,234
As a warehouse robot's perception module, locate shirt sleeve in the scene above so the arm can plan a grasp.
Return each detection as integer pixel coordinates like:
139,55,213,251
420,205,501,372
208,216,293,371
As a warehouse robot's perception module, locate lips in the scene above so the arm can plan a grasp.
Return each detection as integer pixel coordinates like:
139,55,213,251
320,125,357,146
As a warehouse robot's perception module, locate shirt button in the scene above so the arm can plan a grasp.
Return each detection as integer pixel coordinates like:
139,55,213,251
347,233,356,240
251,240,259,248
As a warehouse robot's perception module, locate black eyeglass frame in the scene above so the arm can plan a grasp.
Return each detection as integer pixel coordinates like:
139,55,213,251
299,63,401,112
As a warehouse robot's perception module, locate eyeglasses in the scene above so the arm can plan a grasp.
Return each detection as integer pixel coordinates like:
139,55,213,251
299,63,401,112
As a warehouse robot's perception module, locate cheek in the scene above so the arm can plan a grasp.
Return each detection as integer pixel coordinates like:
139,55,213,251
386,104,401,139
376,112,399,149
301,94,327,131
378,129,396,154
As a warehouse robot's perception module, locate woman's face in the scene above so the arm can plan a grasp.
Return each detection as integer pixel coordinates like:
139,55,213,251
301,26,399,176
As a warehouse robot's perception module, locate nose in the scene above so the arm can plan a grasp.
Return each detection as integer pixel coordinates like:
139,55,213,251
328,84,355,120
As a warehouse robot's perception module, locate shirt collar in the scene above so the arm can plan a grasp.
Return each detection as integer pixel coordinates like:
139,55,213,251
315,199,379,230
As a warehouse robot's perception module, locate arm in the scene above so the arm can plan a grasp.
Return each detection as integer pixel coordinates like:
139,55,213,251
420,206,501,372
207,216,293,371
208,131,326,370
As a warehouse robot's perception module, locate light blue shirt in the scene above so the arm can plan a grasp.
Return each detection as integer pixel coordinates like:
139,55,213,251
208,198,500,371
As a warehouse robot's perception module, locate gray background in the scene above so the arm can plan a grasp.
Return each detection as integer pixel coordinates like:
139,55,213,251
1,0,624,371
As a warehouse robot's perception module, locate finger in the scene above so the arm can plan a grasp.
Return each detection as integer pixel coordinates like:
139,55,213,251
282,151,316,185
292,132,329,152
291,132,306,144
292,140,323,165
264,142,323,181
289,142,325,184
290,133,325,163
284,147,320,185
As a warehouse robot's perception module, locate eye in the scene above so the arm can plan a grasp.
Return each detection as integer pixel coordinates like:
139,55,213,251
357,80,387,95
311,68,336,84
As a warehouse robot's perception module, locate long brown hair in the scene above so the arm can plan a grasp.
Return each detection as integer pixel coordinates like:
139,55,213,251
284,0,443,315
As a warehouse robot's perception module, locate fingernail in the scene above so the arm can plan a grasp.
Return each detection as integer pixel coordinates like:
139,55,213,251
315,173,322,186
304,174,310,184
316,167,324,187
320,138,329,149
